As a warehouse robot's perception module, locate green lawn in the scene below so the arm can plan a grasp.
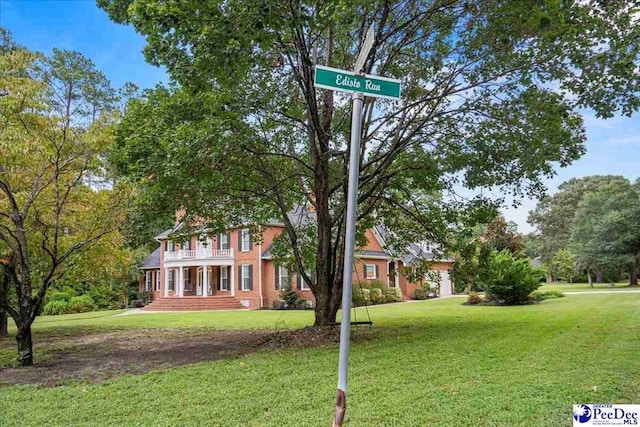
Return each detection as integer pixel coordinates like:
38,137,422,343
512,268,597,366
539,281,639,292
1,294,639,426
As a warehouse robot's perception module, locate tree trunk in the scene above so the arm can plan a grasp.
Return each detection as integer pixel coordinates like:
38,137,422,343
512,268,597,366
16,323,33,366
596,270,603,283
629,257,639,287
313,285,341,326
0,310,7,338
587,270,593,288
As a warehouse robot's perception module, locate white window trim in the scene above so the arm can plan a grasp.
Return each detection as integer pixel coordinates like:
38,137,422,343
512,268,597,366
155,271,161,291
168,270,175,291
241,229,250,252
145,271,152,291
221,267,229,291
365,264,377,280
299,273,311,291
241,264,251,291
220,233,229,250
277,266,290,291
166,241,175,252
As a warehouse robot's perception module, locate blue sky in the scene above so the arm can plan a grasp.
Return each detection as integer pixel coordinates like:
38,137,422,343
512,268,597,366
3,0,639,233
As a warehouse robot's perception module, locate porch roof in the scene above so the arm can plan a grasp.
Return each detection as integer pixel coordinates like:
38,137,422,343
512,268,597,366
139,246,161,269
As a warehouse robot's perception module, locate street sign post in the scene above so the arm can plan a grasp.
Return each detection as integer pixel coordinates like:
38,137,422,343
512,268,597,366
314,27,401,427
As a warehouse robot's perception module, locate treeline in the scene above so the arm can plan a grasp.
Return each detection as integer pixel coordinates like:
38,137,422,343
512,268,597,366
527,176,640,286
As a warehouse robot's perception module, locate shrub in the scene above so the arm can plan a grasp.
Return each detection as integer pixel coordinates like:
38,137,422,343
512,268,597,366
131,300,145,308
466,292,483,305
483,250,543,305
48,291,71,303
530,290,565,301
394,287,403,301
383,287,400,303
295,298,310,309
352,288,371,306
273,300,288,310
278,285,298,306
43,300,69,316
370,288,384,304
67,295,96,314
414,288,428,300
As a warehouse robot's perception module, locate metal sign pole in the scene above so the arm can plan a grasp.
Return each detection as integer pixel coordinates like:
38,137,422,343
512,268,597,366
333,89,364,427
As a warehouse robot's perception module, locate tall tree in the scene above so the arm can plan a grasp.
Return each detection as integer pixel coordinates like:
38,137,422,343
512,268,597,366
571,179,640,287
482,215,523,254
0,37,128,365
101,0,640,325
528,175,629,264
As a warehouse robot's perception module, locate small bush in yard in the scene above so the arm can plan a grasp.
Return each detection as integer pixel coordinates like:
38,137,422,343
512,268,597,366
67,295,96,314
466,292,483,305
48,291,71,303
43,300,69,316
370,288,385,304
483,250,543,305
352,288,371,306
530,290,565,301
414,288,428,300
383,287,394,302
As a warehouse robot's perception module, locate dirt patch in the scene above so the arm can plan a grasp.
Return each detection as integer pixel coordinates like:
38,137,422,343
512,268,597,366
0,326,368,387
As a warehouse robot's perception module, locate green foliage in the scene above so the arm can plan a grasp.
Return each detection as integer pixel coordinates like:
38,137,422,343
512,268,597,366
571,178,640,286
483,215,524,254
42,300,70,316
466,292,484,305
483,250,544,305
352,288,371,307
531,290,565,301
369,288,385,304
550,249,576,283
278,284,299,307
67,296,97,314
48,291,72,303
413,288,428,300
528,176,629,263
96,0,640,325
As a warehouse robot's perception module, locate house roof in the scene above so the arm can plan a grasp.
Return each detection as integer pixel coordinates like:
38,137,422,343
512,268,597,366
139,246,161,269
355,250,392,259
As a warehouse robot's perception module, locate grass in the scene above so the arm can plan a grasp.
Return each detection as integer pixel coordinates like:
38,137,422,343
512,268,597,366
1,294,639,426
539,281,639,292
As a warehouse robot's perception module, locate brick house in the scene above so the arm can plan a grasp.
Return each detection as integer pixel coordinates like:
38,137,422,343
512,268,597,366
139,212,454,311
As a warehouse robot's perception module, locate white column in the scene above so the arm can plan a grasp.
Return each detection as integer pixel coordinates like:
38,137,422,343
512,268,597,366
179,267,185,297
395,261,400,288
164,267,169,297
203,266,209,297
230,265,235,297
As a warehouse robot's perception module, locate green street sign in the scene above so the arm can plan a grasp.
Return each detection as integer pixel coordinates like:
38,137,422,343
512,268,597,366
314,65,401,100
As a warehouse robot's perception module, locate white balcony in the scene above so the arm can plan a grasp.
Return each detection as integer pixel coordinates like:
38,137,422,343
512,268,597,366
164,248,234,261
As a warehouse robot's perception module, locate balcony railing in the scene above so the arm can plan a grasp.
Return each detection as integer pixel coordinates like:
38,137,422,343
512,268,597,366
164,248,234,261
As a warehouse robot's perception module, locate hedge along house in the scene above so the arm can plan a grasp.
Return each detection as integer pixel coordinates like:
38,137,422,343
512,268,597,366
138,208,454,311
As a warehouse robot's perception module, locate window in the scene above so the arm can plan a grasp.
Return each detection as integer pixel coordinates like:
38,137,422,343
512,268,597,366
183,239,192,251
184,267,192,291
297,272,311,291
145,271,152,291
168,270,175,291
241,264,252,291
166,241,175,252
365,264,378,279
240,229,251,252
220,232,230,250
275,266,291,291
155,271,161,291
220,267,230,291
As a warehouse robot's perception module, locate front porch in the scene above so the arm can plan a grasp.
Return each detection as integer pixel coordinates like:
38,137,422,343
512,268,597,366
162,264,236,298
